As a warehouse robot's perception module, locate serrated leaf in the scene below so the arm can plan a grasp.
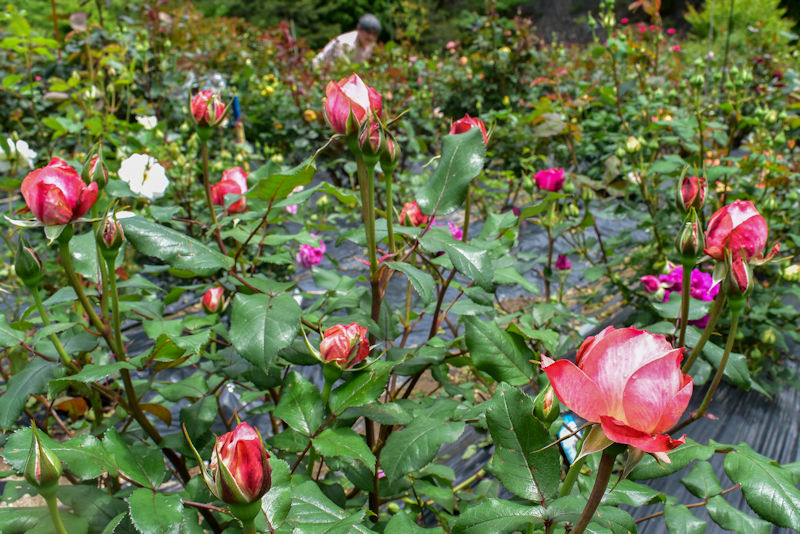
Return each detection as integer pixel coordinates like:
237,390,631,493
417,127,485,216
0,315,25,347
629,439,714,480
328,362,392,415
381,418,464,483
313,428,375,473
343,402,413,425
452,498,544,534
463,317,535,387
386,261,435,304
127,488,183,534
0,359,58,430
681,461,723,498
602,479,664,507
230,293,301,368
120,216,231,276
724,445,800,528
283,479,375,533
103,429,165,489
386,512,445,533
261,458,292,529
706,495,770,534
664,504,706,534
486,384,561,501
274,371,323,436
2,428,112,481
248,158,315,202
419,228,493,290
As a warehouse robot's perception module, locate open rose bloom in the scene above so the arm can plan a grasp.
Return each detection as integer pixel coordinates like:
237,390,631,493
21,157,98,225
211,166,248,214
324,73,382,135
534,167,565,192
542,326,692,456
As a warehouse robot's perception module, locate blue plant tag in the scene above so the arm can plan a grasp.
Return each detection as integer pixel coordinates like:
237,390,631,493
231,95,241,123
559,414,583,464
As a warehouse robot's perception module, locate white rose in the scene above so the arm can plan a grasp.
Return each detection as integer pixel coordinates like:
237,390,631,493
118,153,169,200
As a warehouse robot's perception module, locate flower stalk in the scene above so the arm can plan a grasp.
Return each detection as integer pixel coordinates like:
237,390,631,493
682,289,726,373
572,451,616,534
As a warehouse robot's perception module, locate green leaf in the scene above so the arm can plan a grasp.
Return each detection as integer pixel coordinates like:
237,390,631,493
706,495,770,534
313,428,375,473
283,479,375,533
587,506,636,534
664,505,707,534
120,216,232,275
0,315,25,347
0,359,57,430
248,158,315,202
630,439,714,480
381,418,464,482
0,508,44,533
343,402,413,425
602,479,664,507
386,261,435,304
328,362,392,415
452,498,544,534
486,384,561,501
420,228,493,290
724,445,800,529
652,291,710,321
386,512,445,533
59,485,128,534
180,395,217,437
493,266,540,295
274,371,323,436
230,293,300,368
701,341,750,390
416,127,485,216
261,458,291,530
103,429,165,489
127,488,183,534
463,317,535,387
49,361,135,395
681,461,723,498
2,428,112,481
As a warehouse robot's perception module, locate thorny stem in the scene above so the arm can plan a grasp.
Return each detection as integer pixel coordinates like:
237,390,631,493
572,452,616,534
682,289,726,373
677,262,693,348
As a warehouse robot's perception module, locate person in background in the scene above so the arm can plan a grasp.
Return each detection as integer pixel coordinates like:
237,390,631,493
313,14,381,69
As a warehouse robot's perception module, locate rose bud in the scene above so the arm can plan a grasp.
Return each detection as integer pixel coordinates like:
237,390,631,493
727,256,752,302
533,168,565,192
640,275,661,293
676,175,706,212
676,208,704,263
190,89,226,127
96,216,125,261
210,167,248,214
555,254,571,271
705,200,768,263
399,201,429,227
21,157,99,225
15,235,42,289
24,425,63,496
450,114,488,145
533,384,560,424
320,323,369,369
380,133,399,172
323,73,382,135
82,153,108,187
358,118,382,159
208,422,272,504
542,326,692,455
202,287,224,314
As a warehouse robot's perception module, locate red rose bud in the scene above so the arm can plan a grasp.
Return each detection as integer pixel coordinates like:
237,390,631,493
676,209,704,262
319,323,369,368
24,425,62,494
640,275,660,293
191,90,226,127
705,200,768,263
96,217,125,261
450,114,488,145
677,175,706,212
542,326,691,453
534,168,566,192
209,422,272,504
358,118,382,158
379,133,399,171
210,167,248,214
21,157,99,225
533,384,560,424
727,257,752,299
324,73,382,135
15,235,42,288
555,254,571,271
202,287,224,314
399,201,429,227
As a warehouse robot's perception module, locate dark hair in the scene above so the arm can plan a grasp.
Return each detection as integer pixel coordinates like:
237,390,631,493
357,14,381,33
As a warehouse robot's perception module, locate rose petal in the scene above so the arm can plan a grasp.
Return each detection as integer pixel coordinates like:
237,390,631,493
600,416,686,453
37,182,73,225
621,348,688,433
541,355,606,423
74,181,98,219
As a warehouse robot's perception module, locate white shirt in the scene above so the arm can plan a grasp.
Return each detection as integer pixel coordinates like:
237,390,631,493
313,30,374,68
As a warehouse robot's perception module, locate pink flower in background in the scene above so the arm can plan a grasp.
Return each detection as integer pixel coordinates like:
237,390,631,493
284,185,305,215
399,201,429,227
650,266,720,328
450,114,488,145
296,234,326,268
673,45,681,52
447,221,463,241
534,168,565,192
667,28,676,35
555,254,571,271
620,17,629,24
